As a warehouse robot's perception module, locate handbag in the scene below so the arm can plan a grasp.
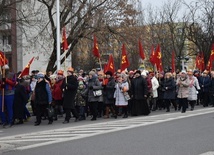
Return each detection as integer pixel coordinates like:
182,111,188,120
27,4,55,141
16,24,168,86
47,105,55,118
123,91,131,101
93,90,102,97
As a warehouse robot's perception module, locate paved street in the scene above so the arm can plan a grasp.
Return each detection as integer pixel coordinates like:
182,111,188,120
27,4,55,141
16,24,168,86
1,106,214,155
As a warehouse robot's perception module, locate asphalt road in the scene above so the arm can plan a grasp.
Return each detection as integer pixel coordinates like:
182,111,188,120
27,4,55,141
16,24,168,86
1,107,214,155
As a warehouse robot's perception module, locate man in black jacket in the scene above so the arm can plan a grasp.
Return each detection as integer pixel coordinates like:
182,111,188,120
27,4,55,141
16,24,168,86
131,70,150,116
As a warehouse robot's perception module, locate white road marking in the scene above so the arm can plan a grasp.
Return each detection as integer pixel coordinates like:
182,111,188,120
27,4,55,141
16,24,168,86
0,108,214,152
199,152,214,155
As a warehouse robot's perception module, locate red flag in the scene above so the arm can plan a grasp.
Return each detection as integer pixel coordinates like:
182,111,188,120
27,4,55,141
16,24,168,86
121,44,130,71
62,27,68,51
18,57,35,78
210,44,214,60
149,45,156,65
0,51,8,66
171,51,175,73
155,44,163,72
105,54,115,74
196,52,204,72
93,35,100,58
207,44,214,71
139,39,145,60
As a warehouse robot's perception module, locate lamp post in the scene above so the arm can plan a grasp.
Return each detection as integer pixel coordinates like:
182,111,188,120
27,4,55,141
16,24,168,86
177,56,189,71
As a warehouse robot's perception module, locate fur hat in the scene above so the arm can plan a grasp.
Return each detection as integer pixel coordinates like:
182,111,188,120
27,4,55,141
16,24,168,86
37,72,45,78
105,71,113,76
135,70,141,75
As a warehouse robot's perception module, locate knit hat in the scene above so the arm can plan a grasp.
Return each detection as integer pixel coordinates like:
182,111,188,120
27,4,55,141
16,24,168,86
37,72,45,78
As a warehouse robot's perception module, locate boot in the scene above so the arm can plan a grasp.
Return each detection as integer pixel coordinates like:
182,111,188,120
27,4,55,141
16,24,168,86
104,107,110,118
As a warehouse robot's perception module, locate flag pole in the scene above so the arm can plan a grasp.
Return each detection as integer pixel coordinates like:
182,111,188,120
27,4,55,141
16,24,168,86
1,47,5,113
56,0,61,70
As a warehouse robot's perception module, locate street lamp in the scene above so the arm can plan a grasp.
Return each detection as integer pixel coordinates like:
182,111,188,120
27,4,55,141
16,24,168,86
177,56,189,71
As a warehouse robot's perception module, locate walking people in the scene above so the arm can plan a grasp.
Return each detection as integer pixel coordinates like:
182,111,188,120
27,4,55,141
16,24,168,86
131,70,150,116
114,73,129,118
176,70,190,113
61,67,79,124
34,72,53,126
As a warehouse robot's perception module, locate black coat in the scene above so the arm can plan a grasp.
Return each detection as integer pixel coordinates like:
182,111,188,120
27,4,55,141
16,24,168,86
61,75,78,109
131,76,148,100
163,77,176,100
210,78,214,95
13,83,28,119
104,77,115,105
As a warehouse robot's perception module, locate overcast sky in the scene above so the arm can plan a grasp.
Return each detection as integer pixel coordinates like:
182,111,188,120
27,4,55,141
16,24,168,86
140,0,193,7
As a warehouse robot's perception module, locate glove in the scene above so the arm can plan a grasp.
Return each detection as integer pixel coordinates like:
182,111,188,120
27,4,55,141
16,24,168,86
89,86,93,90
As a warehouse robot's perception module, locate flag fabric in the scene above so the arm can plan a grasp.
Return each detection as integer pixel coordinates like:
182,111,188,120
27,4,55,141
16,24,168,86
171,51,175,73
206,44,214,71
149,45,156,65
207,57,211,71
93,35,100,58
62,27,68,51
121,44,130,71
196,52,204,72
139,39,145,60
105,54,115,74
18,57,35,78
0,51,8,66
155,44,163,72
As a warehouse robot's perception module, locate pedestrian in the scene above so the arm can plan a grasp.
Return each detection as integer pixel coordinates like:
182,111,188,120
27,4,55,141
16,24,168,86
114,73,129,118
163,72,176,112
209,71,214,107
52,70,64,120
150,73,159,111
131,70,150,116
187,70,200,110
82,70,102,121
13,78,28,124
34,72,53,126
103,71,115,119
61,67,79,124
176,70,190,113
0,68,16,127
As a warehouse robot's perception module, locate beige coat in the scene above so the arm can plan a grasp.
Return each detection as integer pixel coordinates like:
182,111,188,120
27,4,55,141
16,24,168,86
176,76,190,98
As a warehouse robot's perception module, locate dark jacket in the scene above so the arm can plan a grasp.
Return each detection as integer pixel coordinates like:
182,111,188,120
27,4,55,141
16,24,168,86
163,77,176,100
35,80,52,105
198,76,211,92
83,76,102,103
131,76,148,100
61,75,78,109
104,77,115,104
210,77,214,95
13,83,28,119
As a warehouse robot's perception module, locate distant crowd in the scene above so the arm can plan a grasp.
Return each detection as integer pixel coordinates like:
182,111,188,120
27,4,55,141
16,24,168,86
0,66,214,127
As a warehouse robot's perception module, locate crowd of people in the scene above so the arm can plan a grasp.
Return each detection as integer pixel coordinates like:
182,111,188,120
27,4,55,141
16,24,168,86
0,66,214,127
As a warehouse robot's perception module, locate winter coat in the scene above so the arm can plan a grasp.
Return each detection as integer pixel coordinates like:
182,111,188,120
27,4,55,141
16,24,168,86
198,76,211,92
34,80,52,105
157,77,165,99
151,76,159,98
188,76,200,101
114,81,129,106
163,77,176,100
52,78,64,100
61,75,78,109
176,76,190,98
83,76,102,103
103,77,115,105
131,76,148,100
13,83,28,119
209,78,214,95
75,81,86,106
